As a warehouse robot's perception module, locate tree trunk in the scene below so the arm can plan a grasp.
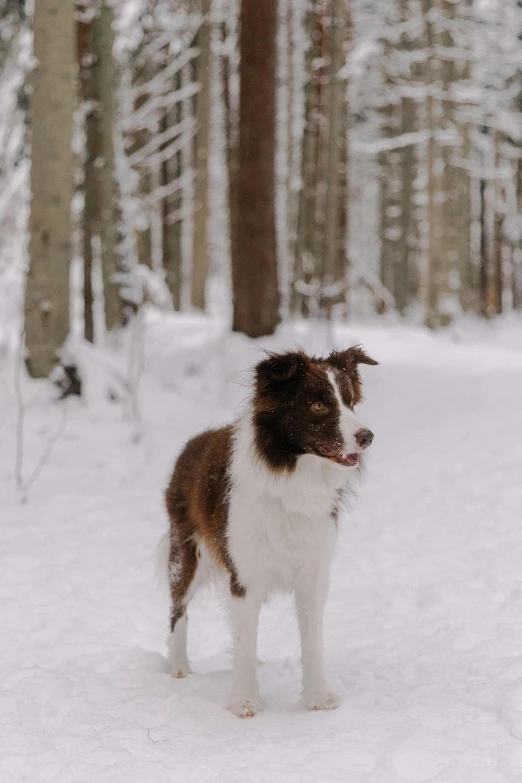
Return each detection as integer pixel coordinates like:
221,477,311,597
492,136,503,315
129,59,154,271
92,3,120,332
423,0,448,328
77,13,94,343
514,157,522,310
479,175,489,317
438,0,472,319
293,1,322,317
191,0,212,311
322,0,350,317
232,0,280,337
222,15,239,303
162,66,183,310
379,42,402,304
26,0,75,377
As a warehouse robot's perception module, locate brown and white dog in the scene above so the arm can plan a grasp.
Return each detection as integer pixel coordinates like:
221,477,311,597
164,346,377,717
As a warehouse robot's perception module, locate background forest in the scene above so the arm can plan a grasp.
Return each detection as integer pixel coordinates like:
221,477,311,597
2,0,522,379
1,3,522,781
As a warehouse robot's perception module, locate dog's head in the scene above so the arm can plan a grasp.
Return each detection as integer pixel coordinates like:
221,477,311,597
253,346,377,472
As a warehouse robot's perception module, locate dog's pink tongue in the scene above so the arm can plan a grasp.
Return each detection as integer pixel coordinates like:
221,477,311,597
343,453,359,466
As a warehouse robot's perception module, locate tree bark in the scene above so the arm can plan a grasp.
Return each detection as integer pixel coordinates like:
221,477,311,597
191,0,212,311
492,135,503,315
129,58,154,271
423,0,448,328
439,0,472,318
26,0,75,377
379,43,402,304
232,0,280,337
479,175,489,317
222,15,239,302
514,157,522,311
322,0,350,317
92,3,120,331
293,1,321,317
161,65,183,311
77,13,94,343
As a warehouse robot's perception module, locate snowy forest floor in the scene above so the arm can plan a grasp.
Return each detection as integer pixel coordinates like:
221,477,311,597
1,313,522,782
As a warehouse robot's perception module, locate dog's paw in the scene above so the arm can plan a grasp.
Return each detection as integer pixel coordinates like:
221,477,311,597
171,662,190,679
306,690,340,712
227,696,261,718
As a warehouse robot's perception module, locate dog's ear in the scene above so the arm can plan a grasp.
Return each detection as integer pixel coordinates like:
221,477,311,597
256,351,307,392
328,345,378,370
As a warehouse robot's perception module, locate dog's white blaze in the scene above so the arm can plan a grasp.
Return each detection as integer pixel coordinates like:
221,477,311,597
326,370,363,455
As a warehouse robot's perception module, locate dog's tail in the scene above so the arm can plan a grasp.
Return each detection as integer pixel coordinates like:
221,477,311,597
155,531,171,594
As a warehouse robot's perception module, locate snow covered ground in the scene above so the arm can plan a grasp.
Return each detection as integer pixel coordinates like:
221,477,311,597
1,313,522,782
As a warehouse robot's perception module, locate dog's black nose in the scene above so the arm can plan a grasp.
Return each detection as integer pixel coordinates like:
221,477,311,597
355,428,374,449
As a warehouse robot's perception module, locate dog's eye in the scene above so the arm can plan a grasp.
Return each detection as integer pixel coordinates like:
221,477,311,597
311,401,326,413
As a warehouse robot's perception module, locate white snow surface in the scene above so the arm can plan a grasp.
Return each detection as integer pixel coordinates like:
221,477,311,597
1,313,522,782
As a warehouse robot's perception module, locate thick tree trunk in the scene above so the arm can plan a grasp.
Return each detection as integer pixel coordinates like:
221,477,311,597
26,0,75,377
191,0,212,311
232,0,280,337
92,3,120,331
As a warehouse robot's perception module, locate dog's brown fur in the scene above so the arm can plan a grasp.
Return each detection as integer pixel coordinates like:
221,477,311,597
164,346,377,639
165,425,244,632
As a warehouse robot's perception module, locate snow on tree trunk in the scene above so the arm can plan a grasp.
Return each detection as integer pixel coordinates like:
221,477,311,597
26,0,75,377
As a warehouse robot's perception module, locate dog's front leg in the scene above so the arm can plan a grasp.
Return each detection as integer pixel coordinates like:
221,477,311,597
295,567,340,711
228,591,262,717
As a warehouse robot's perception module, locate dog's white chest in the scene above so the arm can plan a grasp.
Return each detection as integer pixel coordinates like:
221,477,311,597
228,487,335,593
228,441,351,593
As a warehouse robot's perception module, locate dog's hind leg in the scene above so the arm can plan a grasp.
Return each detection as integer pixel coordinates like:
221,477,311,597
168,533,197,679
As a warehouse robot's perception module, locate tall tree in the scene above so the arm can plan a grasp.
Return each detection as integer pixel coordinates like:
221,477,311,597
292,2,320,317
78,0,120,338
94,2,120,332
322,0,350,315
232,0,280,337
380,0,420,314
77,8,95,342
191,0,212,311
439,0,472,316
26,0,75,377
161,64,183,310
293,0,351,319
